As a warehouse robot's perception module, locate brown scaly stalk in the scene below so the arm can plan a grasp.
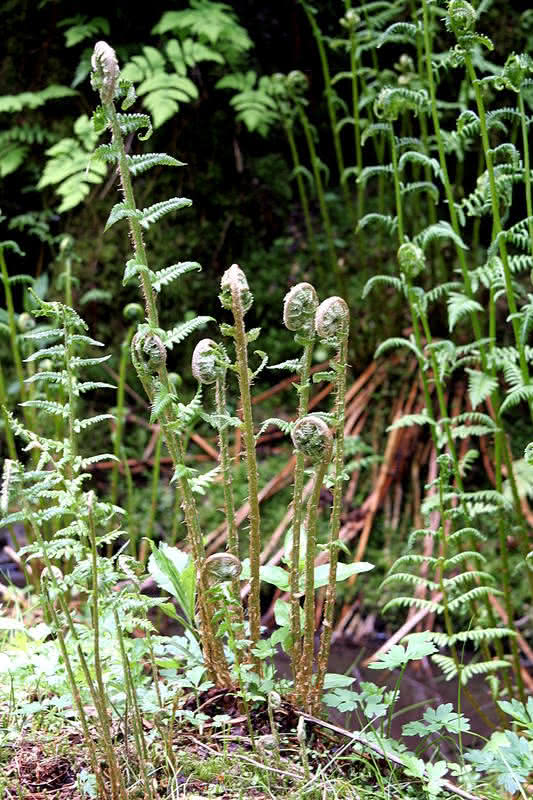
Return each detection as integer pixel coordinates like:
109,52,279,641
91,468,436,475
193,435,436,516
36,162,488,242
291,415,333,709
219,265,262,673
312,297,349,713
282,283,319,681
91,42,230,686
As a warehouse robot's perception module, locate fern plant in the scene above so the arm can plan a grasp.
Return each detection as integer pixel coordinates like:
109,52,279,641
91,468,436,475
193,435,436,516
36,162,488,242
383,455,515,695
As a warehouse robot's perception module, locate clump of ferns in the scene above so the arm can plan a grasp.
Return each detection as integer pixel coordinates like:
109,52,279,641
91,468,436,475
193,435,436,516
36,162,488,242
382,454,516,698
0,297,163,799
91,41,238,687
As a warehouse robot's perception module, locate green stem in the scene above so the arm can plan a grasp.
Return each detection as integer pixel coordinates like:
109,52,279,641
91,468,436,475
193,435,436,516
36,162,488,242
301,1,353,218
300,447,332,710
313,332,348,711
518,91,533,257
229,284,262,673
290,340,315,684
298,107,342,293
285,121,320,271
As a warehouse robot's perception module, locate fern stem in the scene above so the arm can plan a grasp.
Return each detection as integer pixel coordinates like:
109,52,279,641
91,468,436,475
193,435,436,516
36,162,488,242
345,10,364,221
111,331,132,511
107,106,159,329
289,339,315,684
113,609,153,799
518,90,533,260
390,126,404,243
284,122,320,273
0,361,17,460
40,583,109,799
313,329,349,712
300,1,353,221
298,106,342,294
0,247,26,402
228,279,262,674
299,447,331,709
214,370,245,633
142,427,162,564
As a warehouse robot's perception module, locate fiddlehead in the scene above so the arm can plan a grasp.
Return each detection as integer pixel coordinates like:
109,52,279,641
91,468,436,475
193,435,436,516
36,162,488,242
283,282,319,683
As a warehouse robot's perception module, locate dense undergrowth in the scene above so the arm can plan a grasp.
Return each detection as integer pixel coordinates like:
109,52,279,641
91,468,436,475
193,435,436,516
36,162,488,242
2,1,533,798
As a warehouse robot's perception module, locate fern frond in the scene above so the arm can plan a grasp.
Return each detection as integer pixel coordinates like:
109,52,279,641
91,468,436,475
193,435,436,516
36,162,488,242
431,654,459,680
389,553,439,570
190,465,221,495
381,573,439,592
140,197,192,229
256,417,293,439
24,344,66,362
165,316,213,349
363,274,403,298
115,112,152,140
127,152,186,176
375,336,423,360
383,596,444,614
19,400,68,417
444,551,486,568
387,412,433,431
501,384,533,413
73,414,115,432
449,629,515,645
357,213,397,234
447,293,484,332
448,586,502,612
152,261,201,292
460,660,511,684
415,220,468,253
268,358,302,372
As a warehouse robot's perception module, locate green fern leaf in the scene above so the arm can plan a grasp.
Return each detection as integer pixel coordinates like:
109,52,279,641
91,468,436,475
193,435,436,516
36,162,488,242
383,596,444,614
105,203,143,231
190,465,221,495
448,586,502,612
140,197,192,229
19,400,68,417
153,261,201,292
501,384,533,414
73,414,115,432
114,113,152,141
363,274,403,299
126,152,186,177
387,412,433,431
375,336,423,360
431,654,458,680
165,316,213,349
447,293,484,332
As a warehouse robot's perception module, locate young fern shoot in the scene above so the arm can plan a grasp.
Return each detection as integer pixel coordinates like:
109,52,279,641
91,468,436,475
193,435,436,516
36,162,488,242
91,40,230,687
282,282,319,680
219,264,263,672
313,296,350,712
291,414,333,709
